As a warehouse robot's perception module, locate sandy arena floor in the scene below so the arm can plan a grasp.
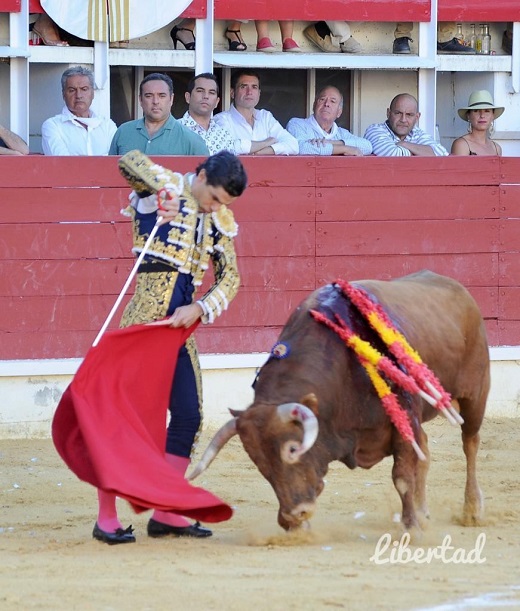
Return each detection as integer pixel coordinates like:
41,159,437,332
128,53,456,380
1,417,520,611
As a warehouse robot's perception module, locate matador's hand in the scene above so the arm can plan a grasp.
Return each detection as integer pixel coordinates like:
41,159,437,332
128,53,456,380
156,188,181,225
147,303,204,328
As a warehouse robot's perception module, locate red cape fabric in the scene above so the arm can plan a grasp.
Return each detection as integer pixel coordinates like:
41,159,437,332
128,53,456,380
52,323,233,524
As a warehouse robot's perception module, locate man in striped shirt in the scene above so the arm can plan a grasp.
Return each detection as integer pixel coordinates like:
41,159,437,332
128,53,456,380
364,94,448,157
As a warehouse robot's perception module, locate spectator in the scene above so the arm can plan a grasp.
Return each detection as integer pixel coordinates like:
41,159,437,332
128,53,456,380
179,73,235,154
287,86,372,156
364,93,448,157
109,73,208,156
41,66,117,156
451,90,504,156
214,70,298,156
0,121,29,156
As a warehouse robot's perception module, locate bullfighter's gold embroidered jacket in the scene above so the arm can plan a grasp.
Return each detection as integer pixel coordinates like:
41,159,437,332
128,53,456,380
120,171,239,327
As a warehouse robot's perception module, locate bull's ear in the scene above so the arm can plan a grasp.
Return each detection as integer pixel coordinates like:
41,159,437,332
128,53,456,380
229,408,243,418
299,393,319,416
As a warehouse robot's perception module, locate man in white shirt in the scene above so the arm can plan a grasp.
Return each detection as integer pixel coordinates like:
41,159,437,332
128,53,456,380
42,66,117,155
179,73,235,155
214,70,298,156
287,86,372,156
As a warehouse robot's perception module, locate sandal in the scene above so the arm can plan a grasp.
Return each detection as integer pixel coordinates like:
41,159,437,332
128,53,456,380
225,28,247,51
32,25,69,47
170,25,195,50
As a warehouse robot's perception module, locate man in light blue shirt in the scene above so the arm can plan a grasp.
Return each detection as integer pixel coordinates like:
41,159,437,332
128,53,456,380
364,93,448,157
287,86,372,156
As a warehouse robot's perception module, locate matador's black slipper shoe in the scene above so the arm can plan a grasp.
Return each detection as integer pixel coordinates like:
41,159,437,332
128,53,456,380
147,518,212,538
92,522,136,545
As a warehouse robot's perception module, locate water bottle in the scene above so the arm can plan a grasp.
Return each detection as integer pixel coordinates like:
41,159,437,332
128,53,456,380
482,24,491,55
476,24,484,54
469,24,477,50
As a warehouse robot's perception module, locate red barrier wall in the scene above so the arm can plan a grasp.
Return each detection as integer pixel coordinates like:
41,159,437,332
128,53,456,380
8,1,519,22
1,156,520,360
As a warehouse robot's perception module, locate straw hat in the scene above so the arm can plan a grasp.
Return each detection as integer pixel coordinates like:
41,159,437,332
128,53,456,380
457,90,505,120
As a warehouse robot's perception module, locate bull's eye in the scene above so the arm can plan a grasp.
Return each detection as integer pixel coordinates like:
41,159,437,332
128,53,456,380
281,440,302,464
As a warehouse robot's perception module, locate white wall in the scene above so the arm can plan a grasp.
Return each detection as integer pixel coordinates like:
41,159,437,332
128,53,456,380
1,351,518,439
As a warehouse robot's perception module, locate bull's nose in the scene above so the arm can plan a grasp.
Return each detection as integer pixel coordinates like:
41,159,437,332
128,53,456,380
280,502,316,527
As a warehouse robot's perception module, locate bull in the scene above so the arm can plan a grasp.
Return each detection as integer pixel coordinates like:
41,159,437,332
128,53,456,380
190,271,489,533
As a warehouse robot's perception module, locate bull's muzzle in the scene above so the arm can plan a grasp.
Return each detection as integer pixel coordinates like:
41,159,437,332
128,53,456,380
278,502,316,530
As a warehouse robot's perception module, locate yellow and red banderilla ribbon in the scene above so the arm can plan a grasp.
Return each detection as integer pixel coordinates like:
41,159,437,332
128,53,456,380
310,309,426,461
338,280,463,426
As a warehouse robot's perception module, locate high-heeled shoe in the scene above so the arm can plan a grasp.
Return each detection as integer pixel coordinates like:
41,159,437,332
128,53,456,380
170,26,195,50
32,26,69,47
225,28,247,51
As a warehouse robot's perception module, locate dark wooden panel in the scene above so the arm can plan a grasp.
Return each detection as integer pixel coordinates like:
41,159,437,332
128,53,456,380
0,259,134,297
316,220,499,256
316,157,501,188
235,222,315,257
316,253,499,287
0,222,131,259
0,188,130,223
317,186,499,222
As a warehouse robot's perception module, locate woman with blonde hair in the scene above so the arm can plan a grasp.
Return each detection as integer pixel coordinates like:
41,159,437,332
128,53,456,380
451,90,504,156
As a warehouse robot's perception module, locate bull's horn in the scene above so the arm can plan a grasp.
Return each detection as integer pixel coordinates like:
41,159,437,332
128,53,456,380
187,418,238,481
277,402,319,463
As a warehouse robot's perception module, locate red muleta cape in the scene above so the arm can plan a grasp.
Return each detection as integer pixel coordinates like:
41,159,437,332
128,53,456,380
52,323,232,524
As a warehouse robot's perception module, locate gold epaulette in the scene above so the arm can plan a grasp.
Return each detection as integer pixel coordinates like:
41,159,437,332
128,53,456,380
212,207,238,238
118,150,183,197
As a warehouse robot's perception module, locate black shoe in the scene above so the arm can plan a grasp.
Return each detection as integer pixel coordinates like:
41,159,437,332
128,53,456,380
170,25,195,50
437,38,476,54
393,36,412,54
92,522,136,545
147,518,212,538
502,30,513,55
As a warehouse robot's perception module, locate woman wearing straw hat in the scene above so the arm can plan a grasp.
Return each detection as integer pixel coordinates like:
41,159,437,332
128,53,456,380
451,90,504,156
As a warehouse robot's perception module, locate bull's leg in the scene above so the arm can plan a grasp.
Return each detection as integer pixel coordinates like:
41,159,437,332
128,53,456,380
414,426,430,520
458,396,486,526
391,434,419,531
